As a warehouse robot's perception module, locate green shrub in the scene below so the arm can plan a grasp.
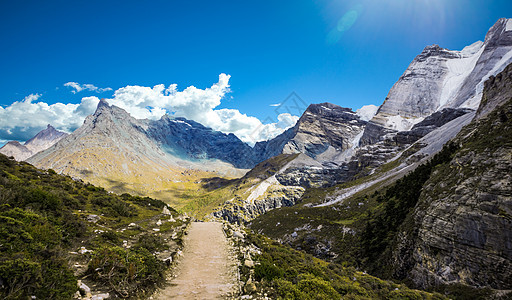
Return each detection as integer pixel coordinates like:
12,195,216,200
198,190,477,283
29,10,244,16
296,274,341,299
273,278,306,299
87,246,165,297
135,234,166,253
0,258,42,299
36,257,77,300
255,259,284,281
25,188,62,211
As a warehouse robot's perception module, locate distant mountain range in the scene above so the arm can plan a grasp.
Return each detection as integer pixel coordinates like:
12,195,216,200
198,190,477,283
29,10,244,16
0,19,508,209
0,124,67,160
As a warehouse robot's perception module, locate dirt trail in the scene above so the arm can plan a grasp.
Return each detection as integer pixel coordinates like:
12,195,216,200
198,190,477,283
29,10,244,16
155,222,238,299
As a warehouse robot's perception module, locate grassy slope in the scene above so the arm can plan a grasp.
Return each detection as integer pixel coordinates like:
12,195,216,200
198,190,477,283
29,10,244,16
65,151,299,219
0,153,189,299
163,153,300,219
236,229,446,299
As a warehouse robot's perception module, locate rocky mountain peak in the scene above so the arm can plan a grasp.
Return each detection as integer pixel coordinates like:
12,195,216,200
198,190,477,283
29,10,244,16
484,18,512,47
0,124,68,161
25,124,66,147
253,102,366,162
146,114,256,169
302,102,358,119
416,44,458,61
96,98,110,110
6,141,22,147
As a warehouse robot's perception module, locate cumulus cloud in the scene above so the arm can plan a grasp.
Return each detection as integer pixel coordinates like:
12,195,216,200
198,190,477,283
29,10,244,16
64,82,112,94
356,104,379,121
0,74,299,145
0,94,99,141
107,74,298,144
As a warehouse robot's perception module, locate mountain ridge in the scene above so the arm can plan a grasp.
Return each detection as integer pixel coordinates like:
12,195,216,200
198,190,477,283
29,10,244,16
0,124,67,161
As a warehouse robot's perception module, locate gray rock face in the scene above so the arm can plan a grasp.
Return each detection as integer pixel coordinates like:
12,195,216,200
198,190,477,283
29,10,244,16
377,44,460,119
392,63,512,290
476,59,512,119
25,124,67,151
0,141,33,161
0,124,67,161
394,108,473,145
212,185,305,224
146,115,256,169
255,103,367,162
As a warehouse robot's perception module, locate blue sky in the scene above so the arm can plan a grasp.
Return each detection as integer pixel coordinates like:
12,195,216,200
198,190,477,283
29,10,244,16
0,0,511,144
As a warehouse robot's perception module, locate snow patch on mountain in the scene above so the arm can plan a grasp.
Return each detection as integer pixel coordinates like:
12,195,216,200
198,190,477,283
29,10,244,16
475,47,512,96
385,115,425,131
439,41,484,108
356,105,379,121
506,19,512,31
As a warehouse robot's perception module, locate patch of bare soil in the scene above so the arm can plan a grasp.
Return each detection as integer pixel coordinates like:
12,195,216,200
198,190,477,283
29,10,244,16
154,222,238,299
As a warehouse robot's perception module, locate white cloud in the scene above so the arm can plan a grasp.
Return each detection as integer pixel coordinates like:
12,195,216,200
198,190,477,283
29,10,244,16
0,74,299,145
356,104,379,121
269,103,281,107
23,93,42,103
107,74,299,145
0,94,99,141
64,82,112,94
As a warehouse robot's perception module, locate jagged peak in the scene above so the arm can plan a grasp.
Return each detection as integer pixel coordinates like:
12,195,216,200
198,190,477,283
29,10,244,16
302,102,357,121
416,44,455,59
484,18,512,46
305,102,353,113
91,99,133,123
5,141,23,147
40,124,59,134
98,98,110,107
24,124,67,146
94,98,111,114
423,44,443,51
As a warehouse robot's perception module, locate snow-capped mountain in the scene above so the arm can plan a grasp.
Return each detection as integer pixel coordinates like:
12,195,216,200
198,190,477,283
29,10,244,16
0,124,67,161
364,18,512,143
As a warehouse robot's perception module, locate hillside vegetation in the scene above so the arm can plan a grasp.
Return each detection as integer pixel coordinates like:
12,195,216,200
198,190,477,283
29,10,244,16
230,226,446,299
0,153,188,299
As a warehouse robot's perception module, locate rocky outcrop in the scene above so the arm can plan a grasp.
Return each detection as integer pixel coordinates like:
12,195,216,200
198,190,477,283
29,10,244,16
212,185,305,224
147,115,256,169
377,44,461,119
393,108,473,145
392,63,512,290
254,103,367,162
0,124,67,161
476,58,512,119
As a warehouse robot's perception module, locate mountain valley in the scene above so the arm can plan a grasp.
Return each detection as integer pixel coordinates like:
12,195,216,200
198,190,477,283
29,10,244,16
1,17,512,300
